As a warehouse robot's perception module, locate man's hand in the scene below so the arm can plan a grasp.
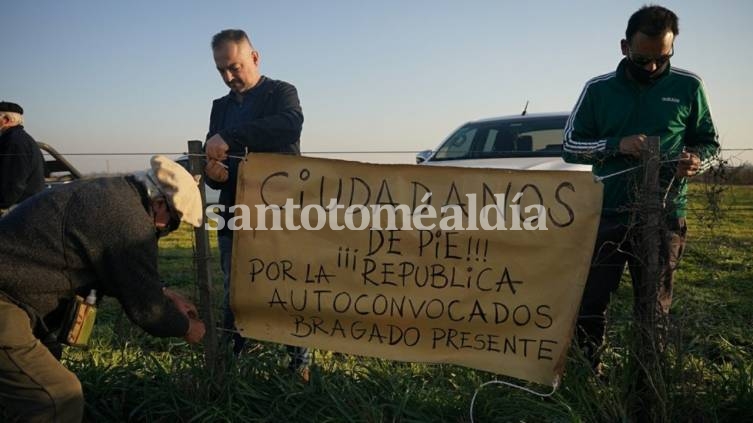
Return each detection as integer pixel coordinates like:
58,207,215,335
184,318,206,343
676,151,701,178
619,134,647,158
205,159,229,183
205,134,229,161
163,288,206,343
163,287,199,319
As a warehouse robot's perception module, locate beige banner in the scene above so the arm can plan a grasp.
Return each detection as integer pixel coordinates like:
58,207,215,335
230,154,602,386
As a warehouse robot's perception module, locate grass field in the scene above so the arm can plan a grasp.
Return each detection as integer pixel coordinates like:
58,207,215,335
58,184,753,422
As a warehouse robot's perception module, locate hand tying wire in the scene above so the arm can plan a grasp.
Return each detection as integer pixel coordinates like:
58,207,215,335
675,150,701,178
618,134,648,158
205,159,229,183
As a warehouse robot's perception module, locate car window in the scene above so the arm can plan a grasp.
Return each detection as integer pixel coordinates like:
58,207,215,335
434,127,477,160
432,116,567,161
481,129,499,152
518,128,565,152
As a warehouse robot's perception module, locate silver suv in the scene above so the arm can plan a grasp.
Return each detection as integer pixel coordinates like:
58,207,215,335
416,112,590,172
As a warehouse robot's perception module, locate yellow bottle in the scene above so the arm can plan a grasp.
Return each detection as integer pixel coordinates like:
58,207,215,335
65,290,97,347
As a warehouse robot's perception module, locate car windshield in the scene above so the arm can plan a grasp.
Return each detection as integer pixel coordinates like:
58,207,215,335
432,116,568,161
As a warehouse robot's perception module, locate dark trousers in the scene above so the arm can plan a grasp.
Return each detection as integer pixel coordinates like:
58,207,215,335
577,216,687,365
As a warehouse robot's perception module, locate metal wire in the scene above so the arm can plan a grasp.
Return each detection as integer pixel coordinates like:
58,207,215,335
469,379,560,423
1,147,749,156
593,158,688,182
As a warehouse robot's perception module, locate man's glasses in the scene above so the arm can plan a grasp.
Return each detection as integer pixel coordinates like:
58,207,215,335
628,46,674,67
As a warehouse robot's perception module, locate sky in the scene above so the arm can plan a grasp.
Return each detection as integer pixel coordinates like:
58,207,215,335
2,0,751,173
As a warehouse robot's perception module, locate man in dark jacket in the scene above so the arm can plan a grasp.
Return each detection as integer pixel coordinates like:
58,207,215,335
0,101,45,213
202,29,308,374
562,5,719,369
0,156,206,422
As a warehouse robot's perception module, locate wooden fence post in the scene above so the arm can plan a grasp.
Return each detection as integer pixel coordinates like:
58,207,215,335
632,135,667,421
186,141,220,375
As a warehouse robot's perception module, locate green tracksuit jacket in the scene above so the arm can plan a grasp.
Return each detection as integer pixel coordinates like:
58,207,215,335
562,59,719,219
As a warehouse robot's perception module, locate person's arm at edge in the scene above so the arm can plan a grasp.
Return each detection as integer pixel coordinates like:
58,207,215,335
0,136,33,208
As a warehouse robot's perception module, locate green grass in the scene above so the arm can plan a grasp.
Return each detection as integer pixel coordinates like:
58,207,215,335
58,185,753,422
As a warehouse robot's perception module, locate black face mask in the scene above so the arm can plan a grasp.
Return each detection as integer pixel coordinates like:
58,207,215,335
626,58,666,84
154,218,179,239
153,196,180,239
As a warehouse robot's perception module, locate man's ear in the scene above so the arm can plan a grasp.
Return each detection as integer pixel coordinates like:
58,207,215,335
620,39,629,56
251,50,260,65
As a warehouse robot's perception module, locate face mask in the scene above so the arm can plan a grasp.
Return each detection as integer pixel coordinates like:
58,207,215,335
626,58,666,84
154,217,179,239
152,196,180,238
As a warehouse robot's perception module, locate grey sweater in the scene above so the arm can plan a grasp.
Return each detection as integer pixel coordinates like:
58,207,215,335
0,176,189,338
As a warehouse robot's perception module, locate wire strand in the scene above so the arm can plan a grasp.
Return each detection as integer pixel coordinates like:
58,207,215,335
2,148,750,156
469,379,559,423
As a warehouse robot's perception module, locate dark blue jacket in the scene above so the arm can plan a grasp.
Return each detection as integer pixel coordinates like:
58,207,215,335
205,76,303,234
0,125,45,209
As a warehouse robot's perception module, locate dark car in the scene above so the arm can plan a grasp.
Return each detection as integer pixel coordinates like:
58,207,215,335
38,142,82,186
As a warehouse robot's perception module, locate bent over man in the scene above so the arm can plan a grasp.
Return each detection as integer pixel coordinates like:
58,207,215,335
0,156,206,422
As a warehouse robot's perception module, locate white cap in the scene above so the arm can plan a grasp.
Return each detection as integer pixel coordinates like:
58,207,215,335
134,156,203,228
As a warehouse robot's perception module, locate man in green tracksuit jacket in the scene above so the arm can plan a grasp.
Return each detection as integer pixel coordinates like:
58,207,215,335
562,5,719,368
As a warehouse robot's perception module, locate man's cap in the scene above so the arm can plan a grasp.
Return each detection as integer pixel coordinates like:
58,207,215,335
0,101,23,115
134,156,203,228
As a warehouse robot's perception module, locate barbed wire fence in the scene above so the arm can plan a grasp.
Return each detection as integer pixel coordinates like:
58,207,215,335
590,140,750,421
171,142,742,420
3,142,749,417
